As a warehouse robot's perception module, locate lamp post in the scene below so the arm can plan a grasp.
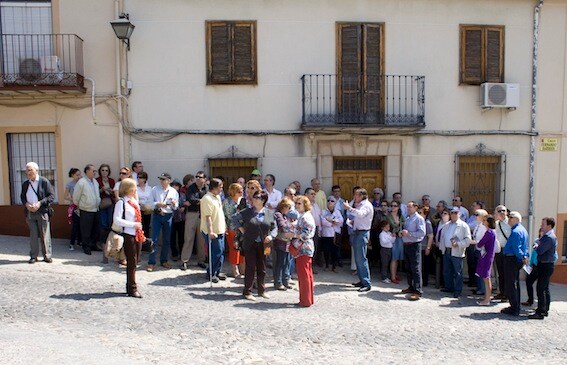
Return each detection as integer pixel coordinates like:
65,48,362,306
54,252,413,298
110,13,135,50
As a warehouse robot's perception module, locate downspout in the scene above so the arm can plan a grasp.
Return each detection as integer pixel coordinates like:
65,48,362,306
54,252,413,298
529,0,544,241
115,0,125,167
83,77,96,119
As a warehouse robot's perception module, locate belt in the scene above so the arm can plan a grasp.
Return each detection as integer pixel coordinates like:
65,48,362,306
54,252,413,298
403,242,418,246
354,229,370,233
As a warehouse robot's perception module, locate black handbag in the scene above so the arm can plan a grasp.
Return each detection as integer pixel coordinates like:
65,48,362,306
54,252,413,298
141,238,154,253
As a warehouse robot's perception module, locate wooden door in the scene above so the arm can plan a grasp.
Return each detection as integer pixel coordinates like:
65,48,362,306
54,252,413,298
333,157,385,201
337,22,384,123
209,158,258,184
456,155,501,213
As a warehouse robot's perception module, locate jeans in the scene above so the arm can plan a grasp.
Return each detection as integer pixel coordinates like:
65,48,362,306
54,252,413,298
404,243,422,294
443,252,464,295
203,232,225,278
148,213,173,265
99,205,113,231
70,212,81,246
352,230,371,288
536,262,554,315
273,249,291,287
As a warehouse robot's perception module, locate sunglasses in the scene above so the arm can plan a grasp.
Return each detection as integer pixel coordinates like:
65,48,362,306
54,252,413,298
390,204,398,207
119,172,128,175
327,200,335,203
100,169,109,172
497,210,506,213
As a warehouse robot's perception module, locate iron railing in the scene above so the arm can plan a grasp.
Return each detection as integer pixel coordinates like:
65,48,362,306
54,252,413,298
301,74,425,126
0,34,85,90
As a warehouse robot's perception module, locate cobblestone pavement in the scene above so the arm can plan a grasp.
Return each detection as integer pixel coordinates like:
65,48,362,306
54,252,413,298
1,235,566,364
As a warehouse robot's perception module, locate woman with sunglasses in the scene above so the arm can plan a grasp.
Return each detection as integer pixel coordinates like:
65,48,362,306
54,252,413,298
233,190,277,301
387,202,405,284
290,195,316,307
96,164,115,240
113,167,133,200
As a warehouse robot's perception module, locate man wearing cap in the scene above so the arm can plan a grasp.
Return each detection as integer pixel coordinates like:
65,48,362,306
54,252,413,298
501,211,529,316
250,169,262,184
21,161,55,264
147,173,178,272
401,201,426,300
438,207,471,298
181,171,209,270
494,205,511,301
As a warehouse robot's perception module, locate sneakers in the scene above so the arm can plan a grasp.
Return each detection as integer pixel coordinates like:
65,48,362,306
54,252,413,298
217,273,227,280
211,276,219,283
180,262,188,271
382,278,391,283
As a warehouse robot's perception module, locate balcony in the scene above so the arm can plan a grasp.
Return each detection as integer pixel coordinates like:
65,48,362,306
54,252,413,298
301,74,425,130
0,34,86,94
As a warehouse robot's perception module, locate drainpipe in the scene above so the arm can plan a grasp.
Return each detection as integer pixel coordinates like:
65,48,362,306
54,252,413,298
115,0,125,167
83,77,96,119
528,0,544,241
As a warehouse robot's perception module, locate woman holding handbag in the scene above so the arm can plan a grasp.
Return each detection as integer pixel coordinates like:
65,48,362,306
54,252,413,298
113,178,145,298
232,190,277,301
290,195,316,307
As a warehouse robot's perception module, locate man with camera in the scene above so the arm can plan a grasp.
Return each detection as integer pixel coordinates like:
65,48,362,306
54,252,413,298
147,173,178,272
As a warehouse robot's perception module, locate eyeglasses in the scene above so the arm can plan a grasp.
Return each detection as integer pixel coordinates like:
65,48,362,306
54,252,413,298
100,169,109,172
390,204,398,207
452,199,459,202
119,172,128,175
497,209,506,213
327,200,335,203
196,176,205,179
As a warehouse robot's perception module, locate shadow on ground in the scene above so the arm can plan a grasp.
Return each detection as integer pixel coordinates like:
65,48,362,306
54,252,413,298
50,291,126,301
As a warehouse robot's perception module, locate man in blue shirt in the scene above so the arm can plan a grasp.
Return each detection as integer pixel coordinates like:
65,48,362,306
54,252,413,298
528,217,558,320
501,211,529,316
401,201,426,300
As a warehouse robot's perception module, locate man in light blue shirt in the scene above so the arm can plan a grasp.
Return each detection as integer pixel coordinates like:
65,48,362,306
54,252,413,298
501,211,529,316
401,201,426,299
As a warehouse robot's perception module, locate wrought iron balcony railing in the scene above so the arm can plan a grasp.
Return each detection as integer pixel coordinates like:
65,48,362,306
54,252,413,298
1,34,85,92
301,74,425,127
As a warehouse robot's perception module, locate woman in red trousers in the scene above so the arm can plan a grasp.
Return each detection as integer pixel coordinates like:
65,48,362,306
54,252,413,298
290,195,316,307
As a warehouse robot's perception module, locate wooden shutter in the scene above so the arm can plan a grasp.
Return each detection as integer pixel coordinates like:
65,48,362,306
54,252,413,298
363,24,384,119
461,26,483,84
232,22,256,82
207,22,231,84
337,23,362,116
485,27,504,83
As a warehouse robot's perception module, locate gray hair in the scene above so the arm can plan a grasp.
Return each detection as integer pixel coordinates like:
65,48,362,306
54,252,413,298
26,162,39,171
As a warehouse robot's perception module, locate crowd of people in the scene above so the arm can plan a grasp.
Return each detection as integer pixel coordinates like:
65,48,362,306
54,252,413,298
21,161,558,317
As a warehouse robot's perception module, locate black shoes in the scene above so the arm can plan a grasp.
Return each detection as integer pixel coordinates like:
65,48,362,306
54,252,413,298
28,258,37,264
528,313,545,320
352,282,363,287
198,262,207,269
180,262,188,271
500,307,519,316
44,257,53,263
127,291,143,299
84,248,92,255
357,286,371,292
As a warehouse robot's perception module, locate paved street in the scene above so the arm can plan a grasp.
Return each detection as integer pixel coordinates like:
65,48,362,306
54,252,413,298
0,235,566,364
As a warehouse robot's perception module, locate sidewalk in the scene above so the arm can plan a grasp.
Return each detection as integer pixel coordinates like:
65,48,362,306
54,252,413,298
1,235,566,364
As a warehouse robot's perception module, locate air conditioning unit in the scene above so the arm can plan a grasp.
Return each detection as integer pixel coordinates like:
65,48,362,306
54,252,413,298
19,58,42,83
40,56,63,83
480,83,520,109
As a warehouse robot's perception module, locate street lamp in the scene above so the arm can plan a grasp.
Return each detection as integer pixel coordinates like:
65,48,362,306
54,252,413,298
110,13,135,50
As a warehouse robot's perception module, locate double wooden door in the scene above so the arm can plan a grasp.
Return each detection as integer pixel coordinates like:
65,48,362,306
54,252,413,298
333,157,384,202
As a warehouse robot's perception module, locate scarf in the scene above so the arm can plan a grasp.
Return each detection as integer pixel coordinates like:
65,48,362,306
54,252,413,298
127,199,146,243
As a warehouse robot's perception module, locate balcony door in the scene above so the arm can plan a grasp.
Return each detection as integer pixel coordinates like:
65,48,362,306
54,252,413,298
337,22,384,123
0,1,52,81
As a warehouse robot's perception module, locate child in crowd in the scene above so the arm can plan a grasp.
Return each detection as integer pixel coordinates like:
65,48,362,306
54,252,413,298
379,220,396,283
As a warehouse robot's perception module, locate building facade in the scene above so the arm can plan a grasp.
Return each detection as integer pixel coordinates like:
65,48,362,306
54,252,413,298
1,0,567,282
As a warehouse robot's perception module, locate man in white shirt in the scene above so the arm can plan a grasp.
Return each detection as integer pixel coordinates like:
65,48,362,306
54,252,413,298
147,173,178,272
21,162,55,264
131,161,143,181
343,188,374,292
494,205,511,300
201,178,226,283
263,174,282,210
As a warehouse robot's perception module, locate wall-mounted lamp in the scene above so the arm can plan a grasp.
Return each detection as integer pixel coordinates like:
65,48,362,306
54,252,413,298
110,13,135,50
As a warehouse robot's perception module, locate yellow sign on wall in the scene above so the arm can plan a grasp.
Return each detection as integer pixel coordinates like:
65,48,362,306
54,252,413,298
540,138,559,151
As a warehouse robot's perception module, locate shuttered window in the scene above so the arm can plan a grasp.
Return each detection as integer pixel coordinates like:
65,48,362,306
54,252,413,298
206,20,256,84
460,25,504,85
336,22,384,118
